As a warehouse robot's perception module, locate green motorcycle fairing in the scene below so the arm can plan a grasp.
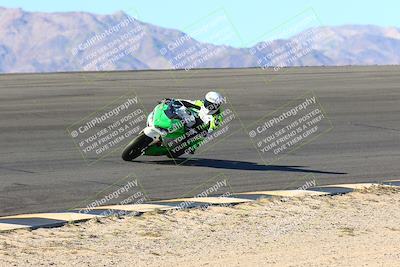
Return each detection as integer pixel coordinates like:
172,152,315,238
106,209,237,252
143,102,205,156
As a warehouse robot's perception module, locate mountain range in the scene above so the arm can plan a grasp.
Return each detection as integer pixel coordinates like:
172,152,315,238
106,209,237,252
0,6,399,73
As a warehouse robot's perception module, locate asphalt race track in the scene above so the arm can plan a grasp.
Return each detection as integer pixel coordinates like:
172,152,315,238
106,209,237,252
1,66,399,216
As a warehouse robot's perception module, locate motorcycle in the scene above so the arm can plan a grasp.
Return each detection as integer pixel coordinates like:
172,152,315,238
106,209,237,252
122,99,211,161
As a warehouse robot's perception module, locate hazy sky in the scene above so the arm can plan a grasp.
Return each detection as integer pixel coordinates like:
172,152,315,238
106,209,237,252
0,0,398,47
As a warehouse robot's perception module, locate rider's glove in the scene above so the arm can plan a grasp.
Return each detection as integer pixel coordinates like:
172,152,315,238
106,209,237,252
175,106,196,127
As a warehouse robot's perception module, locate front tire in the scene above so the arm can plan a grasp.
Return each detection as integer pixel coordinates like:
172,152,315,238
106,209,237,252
122,133,153,161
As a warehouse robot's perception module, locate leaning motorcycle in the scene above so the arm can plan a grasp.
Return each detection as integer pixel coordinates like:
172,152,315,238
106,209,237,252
121,99,210,161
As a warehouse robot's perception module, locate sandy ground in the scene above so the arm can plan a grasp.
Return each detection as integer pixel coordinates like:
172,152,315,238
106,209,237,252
1,186,400,267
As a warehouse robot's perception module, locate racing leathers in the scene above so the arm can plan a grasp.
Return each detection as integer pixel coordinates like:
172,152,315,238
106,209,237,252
164,98,223,156
172,98,223,133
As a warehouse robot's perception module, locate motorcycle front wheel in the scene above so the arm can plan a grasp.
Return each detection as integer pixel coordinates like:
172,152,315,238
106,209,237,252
121,133,153,161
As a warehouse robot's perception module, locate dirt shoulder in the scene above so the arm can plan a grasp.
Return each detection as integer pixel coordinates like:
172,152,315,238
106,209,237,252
1,186,400,267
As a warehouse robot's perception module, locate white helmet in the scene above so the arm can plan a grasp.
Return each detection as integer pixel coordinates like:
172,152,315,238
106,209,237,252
204,91,224,115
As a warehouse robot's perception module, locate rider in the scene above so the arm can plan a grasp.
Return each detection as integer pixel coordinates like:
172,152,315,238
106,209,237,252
165,91,225,156
173,91,224,133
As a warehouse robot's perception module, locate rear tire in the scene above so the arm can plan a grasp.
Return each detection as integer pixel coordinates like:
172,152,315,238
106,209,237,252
122,133,153,161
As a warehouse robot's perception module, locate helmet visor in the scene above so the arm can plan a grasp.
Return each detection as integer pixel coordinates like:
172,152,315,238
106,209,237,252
204,99,221,114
